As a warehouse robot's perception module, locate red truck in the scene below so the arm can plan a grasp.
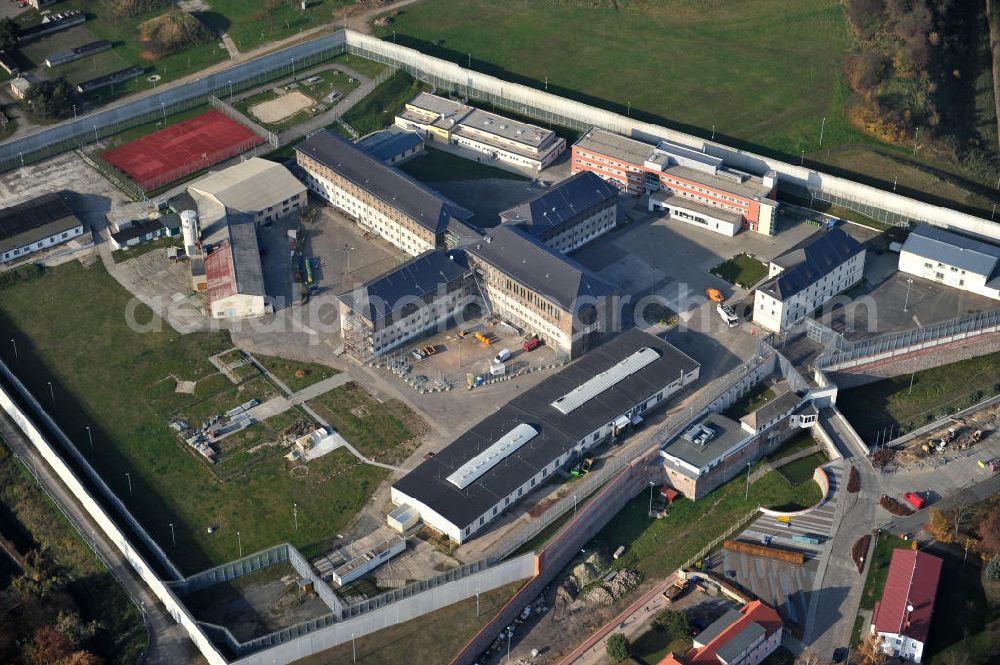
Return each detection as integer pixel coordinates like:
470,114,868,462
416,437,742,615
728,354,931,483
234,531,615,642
522,336,543,352
903,492,925,509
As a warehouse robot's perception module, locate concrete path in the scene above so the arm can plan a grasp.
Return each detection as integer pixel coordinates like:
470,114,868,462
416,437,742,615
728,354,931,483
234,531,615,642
221,34,240,61
277,65,388,144
0,412,196,665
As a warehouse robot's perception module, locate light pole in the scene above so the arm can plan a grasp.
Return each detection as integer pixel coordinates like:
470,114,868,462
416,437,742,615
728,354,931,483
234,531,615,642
819,116,826,147
993,203,997,220
160,102,165,123
627,101,630,117
352,632,356,662
903,278,914,312
237,531,242,558
86,426,93,451
228,80,233,101
467,53,471,68
19,151,23,168
293,503,299,531
800,150,805,166
573,494,578,518
908,369,916,395
544,76,548,91
711,124,715,140
291,57,296,80
93,125,98,144
125,472,132,497
913,127,920,156
476,583,480,617
72,104,77,120
47,381,55,407
507,627,513,662
169,522,175,547
10,338,17,361
648,480,655,514
745,461,751,500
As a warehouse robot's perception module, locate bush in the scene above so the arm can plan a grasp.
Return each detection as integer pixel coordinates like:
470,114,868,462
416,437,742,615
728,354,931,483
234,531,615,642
847,466,861,493
852,535,871,573
653,609,691,640
880,495,914,516
138,10,213,59
23,78,77,120
0,264,46,290
606,633,630,664
108,0,172,17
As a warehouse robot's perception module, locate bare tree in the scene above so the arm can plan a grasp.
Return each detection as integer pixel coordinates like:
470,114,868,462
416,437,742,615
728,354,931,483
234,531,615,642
796,649,823,665
857,632,889,665
950,490,975,541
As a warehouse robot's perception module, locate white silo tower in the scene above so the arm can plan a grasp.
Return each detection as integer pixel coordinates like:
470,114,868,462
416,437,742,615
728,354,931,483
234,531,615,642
180,210,199,257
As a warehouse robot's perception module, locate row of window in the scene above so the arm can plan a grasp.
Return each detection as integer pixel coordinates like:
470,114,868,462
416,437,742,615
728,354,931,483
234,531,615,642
3,228,80,259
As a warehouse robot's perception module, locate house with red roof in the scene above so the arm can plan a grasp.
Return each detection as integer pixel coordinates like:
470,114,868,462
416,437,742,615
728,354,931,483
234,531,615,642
870,549,943,663
657,600,783,665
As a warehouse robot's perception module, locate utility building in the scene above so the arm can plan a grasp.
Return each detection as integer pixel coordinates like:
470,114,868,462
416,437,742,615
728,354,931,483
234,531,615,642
499,171,620,253
395,93,566,173
898,225,1000,300
390,328,700,543
870,549,943,663
572,128,778,236
752,229,865,332
296,130,474,256
0,192,84,264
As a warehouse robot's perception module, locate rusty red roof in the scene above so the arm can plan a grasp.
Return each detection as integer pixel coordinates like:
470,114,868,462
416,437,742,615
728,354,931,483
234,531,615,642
871,549,942,644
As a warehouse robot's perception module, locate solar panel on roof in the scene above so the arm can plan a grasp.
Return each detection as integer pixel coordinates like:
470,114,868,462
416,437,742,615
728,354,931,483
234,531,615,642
550,347,660,415
446,424,538,489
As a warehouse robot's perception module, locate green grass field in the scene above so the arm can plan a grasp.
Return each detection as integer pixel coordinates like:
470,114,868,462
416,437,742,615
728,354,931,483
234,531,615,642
764,431,818,464
722,384,776,421
859,534,913,610
378,0,998,216
252,353,339,393
837,351,1000,439
776,452,828,486
399,147,529,182
204,0,352,52
596,468,822,580
710,254,769,289
0,261,393,573
338,70,425,137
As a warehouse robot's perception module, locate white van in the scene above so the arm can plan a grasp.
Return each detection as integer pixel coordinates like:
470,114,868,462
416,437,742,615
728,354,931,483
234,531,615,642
494,348,511,364
716,303,740,328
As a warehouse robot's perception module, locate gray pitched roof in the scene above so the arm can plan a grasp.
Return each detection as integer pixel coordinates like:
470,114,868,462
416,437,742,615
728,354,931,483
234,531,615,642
902,225,1000,277
0,192,80,254
467,225,618,313
356,128,424,163
716,621,766,663
296,130,473,236
499,171,618,234
695,609,743,646
759,229,863,301
338,249,471,323
110,218,169,244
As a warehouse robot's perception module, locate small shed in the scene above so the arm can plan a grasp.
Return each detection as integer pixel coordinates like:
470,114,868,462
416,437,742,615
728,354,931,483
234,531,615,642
387,503,420,532
660,487,680,504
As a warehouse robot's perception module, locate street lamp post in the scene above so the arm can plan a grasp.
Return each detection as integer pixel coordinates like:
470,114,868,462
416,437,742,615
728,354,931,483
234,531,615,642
125,472,132,497
819,116,826,147
160,103,165,123
86,426,93,451
72,104,77,120
745,461,752,500
352,633,357,662
237,531,242,558
648,480,655,514
903,278,914,312
467,53,471,68
711,124,715,140
507,628,513,662
10,338,17,362
293,503,299,531
573,494,578,518
169,523,175,547
627,101,630,117
47,381,55,407
228,80,233,101
800,150,805,166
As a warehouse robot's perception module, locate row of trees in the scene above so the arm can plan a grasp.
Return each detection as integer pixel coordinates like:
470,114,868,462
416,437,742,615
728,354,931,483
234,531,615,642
605,609,691,663
924,492,1000,558
22,78,77,121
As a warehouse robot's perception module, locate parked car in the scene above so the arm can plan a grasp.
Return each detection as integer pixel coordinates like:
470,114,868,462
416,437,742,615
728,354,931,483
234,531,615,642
421,345,437,357
411,349,426,361
832,647,847,663
522,336,542,352
903,491,925,509
494,348,511,364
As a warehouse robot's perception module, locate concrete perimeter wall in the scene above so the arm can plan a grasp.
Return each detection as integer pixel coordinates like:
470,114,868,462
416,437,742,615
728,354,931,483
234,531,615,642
343,32,1000,240
0,362,228,665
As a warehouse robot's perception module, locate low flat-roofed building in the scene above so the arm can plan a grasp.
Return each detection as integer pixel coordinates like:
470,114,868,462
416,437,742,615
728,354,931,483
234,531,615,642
109,216,180,251
649,190,743,237
499,171,620,253
9,75,36,100
296,130,474,256
753,228,865,333
338,249,476,358
356,127,425,165
395,92,566,173
572,128,778,235
391,328,700,543
658,600,783,665
0,192,84,263
467,224,620,358
898,225,1000,300
870,549,943,663
188,157,306,233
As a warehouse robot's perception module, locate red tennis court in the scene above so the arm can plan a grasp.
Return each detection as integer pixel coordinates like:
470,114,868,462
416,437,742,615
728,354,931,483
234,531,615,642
101,110,264,190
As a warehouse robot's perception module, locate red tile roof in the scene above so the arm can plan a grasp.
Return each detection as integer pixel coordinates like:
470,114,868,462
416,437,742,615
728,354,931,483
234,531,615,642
657,600,782,665
871,549,942,644
205,241,236,302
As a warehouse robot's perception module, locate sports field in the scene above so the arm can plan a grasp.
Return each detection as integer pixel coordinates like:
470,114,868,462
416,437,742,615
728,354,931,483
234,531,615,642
101,110,263,190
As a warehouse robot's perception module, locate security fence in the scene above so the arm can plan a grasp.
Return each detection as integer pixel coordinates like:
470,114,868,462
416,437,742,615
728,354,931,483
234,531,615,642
208,96,279,149
819,307,1000,369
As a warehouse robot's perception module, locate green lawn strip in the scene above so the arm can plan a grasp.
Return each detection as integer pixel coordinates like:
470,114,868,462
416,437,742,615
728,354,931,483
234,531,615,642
631,629,690,665
776,452,828,486
251,353,339,393
207,0,352,52
111,234,183,263
306,383,425,465
399,147,529,182
599,469,821,581
721,384,776,421
837,352,1000,438
338,69,426,137
331,52,390,80
764,431,818,464
858,534,914,610
709,254,769,288
295,580,525,665
0,261,384,573
0,442,147,663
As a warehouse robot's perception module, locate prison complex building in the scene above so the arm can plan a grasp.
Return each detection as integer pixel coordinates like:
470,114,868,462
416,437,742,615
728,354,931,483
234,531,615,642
898,225,1000,301
466,225,620,358
572,128,779,236
339,249,477,358
752,228,865,333
186,158,306,319
660,386,817,499
296,130,475,256
356,127,425,166
390,328,700,543
499,170,620,253
0,192,84,264
395,92,566,173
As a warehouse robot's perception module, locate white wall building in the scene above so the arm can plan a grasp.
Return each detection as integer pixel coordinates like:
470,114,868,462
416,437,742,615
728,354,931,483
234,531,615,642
898,225,1000,300
753,229,865,332
0,192,84,264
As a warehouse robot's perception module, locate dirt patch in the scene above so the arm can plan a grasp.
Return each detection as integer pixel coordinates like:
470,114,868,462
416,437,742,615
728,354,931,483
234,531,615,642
250,91,314,123
351,406,370,419
174,379,196,394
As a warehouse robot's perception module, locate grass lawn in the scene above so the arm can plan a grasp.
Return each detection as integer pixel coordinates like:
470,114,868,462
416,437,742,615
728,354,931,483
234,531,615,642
111,234,183,263
776,452,828,486
251,353,339,393
596,468,822,580
710,254,769,289
295,580,525,665
722,384,776,421
631,628,690,665
378,0,997,217
399,147,530,182
204,0,353,52
338,70,426,137
17,24,131,86
764,431,818,464
0,261,391,574
0,442,146,663
307,383,426,465
859,534,913,610
837,351,1000,439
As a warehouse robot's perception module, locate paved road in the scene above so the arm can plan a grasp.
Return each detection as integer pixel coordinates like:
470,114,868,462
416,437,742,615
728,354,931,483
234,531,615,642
0,412,196,665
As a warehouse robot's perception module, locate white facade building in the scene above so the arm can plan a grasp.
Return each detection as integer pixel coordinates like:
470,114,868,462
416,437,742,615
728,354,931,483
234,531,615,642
753,229,865,332
0,192,84,264
898,225,1000,300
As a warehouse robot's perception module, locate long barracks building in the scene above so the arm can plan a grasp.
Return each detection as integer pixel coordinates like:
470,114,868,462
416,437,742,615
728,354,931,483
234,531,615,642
391,328,700,543
572,128,779,236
